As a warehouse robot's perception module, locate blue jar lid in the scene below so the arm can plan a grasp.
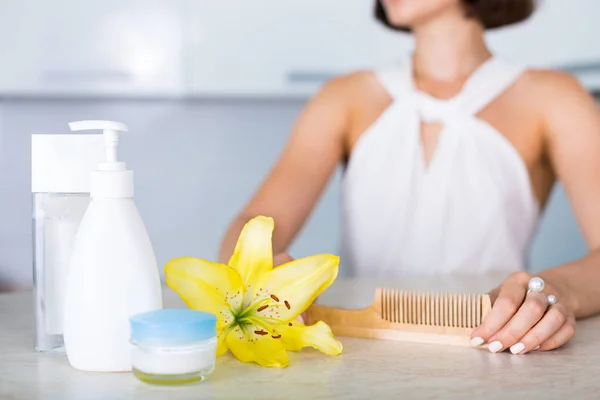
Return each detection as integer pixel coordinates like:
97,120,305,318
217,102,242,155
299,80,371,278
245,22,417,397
129,309,217,345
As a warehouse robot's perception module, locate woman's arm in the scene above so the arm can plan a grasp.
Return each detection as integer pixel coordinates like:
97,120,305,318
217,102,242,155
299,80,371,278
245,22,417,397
539,72,600,318
471,72,600,353
218,77,352,264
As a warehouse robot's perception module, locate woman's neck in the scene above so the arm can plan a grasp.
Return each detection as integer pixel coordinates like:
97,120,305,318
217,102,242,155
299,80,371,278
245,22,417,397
411,12,491,83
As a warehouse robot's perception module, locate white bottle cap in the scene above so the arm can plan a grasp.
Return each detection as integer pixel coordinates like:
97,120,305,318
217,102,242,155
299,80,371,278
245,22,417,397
31,134,105,193
68,120,133,199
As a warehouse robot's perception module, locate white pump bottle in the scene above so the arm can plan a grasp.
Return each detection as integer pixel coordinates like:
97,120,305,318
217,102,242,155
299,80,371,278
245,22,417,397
63,120,163,372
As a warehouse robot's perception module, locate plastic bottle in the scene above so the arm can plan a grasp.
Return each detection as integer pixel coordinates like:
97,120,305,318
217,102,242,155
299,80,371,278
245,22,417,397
31,133,104,352
63,120,163,372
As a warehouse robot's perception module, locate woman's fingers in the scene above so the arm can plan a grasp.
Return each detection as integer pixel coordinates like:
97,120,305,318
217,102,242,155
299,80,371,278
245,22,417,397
470,273,528,345
469,272,576,354
505,303,570,354
486,291,550,353
537,315,576,351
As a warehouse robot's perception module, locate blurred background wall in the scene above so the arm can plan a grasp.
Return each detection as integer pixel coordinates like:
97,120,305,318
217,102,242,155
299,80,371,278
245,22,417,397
0,0,598,290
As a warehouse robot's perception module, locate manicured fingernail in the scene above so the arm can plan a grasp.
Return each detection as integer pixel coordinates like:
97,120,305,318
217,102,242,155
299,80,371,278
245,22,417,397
533,345,540,351
510,342,525,355
488,341,503,353
470,337,484,346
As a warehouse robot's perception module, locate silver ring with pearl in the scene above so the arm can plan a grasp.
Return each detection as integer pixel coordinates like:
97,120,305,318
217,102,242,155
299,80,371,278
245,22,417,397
527,277,557,306
527,276,545,294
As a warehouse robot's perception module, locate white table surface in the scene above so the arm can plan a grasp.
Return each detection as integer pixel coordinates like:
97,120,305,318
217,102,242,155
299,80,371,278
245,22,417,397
1,277,599,399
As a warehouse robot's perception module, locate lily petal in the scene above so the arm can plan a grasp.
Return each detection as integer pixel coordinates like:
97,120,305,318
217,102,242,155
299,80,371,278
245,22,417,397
228,216,274,292
279,321,343,356
216,326,233,357
249,254,339,321
226,324,289,368
164,257,243,328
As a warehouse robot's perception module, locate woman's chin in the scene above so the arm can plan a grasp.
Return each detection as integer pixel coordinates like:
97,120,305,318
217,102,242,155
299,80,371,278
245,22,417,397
382,11,413,28
384,8,426,29
386,18,412,30
381,0,462,30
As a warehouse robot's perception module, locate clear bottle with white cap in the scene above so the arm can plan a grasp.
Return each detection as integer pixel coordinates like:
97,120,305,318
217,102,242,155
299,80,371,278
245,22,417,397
31,132,105,353
63,120,163,372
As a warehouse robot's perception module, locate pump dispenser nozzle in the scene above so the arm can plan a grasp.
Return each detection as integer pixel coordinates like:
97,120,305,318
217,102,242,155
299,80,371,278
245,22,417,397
69,120,128,171
69,120,133,199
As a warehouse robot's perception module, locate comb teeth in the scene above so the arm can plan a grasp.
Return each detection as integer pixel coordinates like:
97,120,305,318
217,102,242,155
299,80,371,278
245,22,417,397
380,289,486,329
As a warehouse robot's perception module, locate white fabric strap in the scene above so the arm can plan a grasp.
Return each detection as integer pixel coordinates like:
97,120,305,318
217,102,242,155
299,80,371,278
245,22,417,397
459,60,525,116
415,93,459,123
374,63,412,100
405,57,525,123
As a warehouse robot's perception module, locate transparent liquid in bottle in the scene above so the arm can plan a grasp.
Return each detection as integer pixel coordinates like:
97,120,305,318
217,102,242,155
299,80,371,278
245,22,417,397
32,193,90,352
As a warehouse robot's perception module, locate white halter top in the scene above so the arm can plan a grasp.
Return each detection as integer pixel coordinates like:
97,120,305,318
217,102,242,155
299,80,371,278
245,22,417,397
340,57,540,277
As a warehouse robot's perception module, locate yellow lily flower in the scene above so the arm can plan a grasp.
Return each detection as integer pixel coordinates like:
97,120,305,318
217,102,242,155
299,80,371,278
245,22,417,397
164,215,343,368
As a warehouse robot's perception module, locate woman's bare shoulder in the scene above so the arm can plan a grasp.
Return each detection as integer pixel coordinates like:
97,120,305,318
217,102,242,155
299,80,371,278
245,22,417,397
517,68,599,146
318,70,390,107
518,68,592,105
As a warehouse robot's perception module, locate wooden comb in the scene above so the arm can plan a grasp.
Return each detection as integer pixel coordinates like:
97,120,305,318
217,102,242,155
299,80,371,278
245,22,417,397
304,288,492,346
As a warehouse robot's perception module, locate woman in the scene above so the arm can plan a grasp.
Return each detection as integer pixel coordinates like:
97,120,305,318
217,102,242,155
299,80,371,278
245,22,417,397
219,0,600,355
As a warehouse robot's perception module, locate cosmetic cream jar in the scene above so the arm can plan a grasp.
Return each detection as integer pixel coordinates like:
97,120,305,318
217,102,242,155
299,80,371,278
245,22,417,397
129,309,217,385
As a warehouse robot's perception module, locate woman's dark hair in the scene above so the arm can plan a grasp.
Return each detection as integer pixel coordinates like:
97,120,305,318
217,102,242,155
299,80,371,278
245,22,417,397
375,0,536,31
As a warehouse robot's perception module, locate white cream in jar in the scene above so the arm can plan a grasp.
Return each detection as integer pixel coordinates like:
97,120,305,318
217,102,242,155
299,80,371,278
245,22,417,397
129,309,217,385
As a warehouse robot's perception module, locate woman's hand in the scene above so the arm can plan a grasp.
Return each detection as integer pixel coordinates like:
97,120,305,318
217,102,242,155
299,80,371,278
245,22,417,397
470,271,576,355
